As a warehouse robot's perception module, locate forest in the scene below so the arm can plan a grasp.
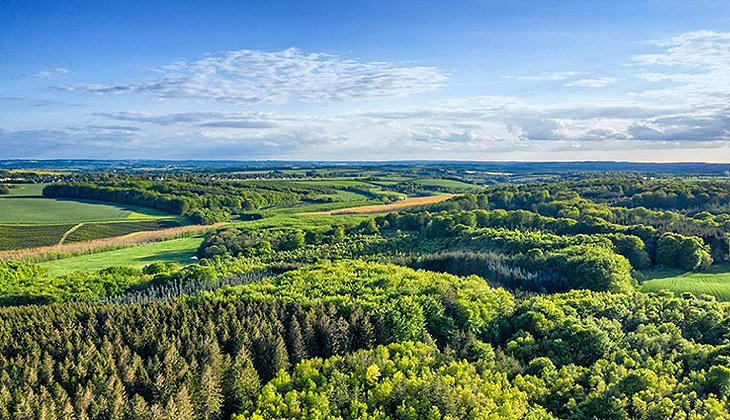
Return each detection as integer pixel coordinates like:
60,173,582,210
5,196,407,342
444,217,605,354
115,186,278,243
1,171,730,419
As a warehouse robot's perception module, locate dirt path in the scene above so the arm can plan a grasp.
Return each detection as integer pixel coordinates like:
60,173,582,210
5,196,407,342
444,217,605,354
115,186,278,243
307,194,458,215
58,223,85,245
0,223,226,261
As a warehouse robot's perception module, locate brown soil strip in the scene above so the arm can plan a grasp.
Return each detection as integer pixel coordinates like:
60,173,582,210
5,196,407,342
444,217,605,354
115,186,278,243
307,194,458,215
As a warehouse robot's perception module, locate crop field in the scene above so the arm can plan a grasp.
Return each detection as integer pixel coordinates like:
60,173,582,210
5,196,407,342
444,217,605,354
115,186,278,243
63,219,184,243
414,178,484,190
308,194,457,215
0,183,171,224
0,219,187,251
40,236,205,277
312,190,372,202
640,263,730,301
0,223,75,250
0,223,219,261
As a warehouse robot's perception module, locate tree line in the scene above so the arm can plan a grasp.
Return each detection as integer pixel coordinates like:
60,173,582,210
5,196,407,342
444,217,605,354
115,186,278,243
0,261,729,419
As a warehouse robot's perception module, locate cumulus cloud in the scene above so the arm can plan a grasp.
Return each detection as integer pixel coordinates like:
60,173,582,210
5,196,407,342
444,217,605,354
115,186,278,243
12,31,729,160
56,48,448,103
563,77,619,88
630,31,729,111
632,30,730,70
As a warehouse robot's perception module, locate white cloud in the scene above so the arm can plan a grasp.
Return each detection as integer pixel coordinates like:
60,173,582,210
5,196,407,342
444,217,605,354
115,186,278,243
629,31,729,112
563,77,619,88
56,48,448,103
501,71,584,81
33,67,70,78
633,30,730,70
12,31,729,161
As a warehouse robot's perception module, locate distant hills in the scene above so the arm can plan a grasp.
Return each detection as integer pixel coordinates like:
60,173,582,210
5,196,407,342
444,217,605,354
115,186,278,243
1,159,729,175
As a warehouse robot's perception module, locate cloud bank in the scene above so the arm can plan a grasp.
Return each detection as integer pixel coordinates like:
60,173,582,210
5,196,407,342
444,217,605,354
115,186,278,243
56,48,448,104
5,31,728,161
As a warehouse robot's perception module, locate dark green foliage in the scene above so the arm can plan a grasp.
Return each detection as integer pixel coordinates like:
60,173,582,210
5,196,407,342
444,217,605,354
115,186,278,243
657,232,713,270
43,179,338,224
3,173,730,419
0,185,8,195
2,261,730,418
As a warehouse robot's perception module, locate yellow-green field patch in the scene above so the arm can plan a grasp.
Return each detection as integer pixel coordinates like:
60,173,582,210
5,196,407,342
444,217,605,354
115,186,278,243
40,236,205,277
640,263,730,301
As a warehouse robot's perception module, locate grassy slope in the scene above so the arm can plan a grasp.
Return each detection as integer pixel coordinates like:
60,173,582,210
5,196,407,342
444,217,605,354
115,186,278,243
0,183,170,224
40,236,205,277
640,263,730,301
415,178,484,191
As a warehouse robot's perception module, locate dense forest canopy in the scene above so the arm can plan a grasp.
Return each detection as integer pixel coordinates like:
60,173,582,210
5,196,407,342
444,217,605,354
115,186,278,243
1,171,730,419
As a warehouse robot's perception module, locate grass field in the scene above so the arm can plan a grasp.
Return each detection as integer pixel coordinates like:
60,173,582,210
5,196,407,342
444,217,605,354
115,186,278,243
63,219,185,243
312,190,372,202
640,263,730,301
40,236,205,277
308,194,457,215
415,178,484,191
0,183,170,224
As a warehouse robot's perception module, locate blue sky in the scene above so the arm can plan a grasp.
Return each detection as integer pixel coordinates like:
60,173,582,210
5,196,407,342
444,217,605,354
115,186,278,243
1,0,728,161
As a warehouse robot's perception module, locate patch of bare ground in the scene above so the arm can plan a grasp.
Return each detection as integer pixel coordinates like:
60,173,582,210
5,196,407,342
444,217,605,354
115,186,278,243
0,223,225,261
307,194,458,215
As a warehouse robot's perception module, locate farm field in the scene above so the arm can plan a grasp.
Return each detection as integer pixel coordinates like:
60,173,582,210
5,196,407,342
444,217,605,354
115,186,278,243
414,178,484,190
0,183,171,224
308,193,457,215
640,263,730,301
0,219,188,251
0,223,75,250
312,189,371,202
40,236,204,277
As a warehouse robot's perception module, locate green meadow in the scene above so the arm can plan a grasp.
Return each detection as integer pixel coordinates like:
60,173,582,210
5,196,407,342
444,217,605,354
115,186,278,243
414,178,484,190
0,183,171,224
40,236,205,277
640,263,730,301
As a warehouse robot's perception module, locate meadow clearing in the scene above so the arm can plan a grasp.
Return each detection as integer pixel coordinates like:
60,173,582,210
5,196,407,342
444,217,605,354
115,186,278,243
40,236,205,277
640,263,730,301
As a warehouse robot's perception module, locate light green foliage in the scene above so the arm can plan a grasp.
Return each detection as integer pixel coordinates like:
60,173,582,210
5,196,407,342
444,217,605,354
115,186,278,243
0,260,142,304
235,341,548,420
210,260,515,343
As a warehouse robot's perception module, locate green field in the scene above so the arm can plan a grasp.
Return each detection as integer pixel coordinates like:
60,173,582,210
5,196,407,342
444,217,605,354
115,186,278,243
0,183,171,224
40,236,205,277
312,190,372,202
0,219,187,251
63,219,185,243
415,178,484,191
0,224,75,250
640,263,730,301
